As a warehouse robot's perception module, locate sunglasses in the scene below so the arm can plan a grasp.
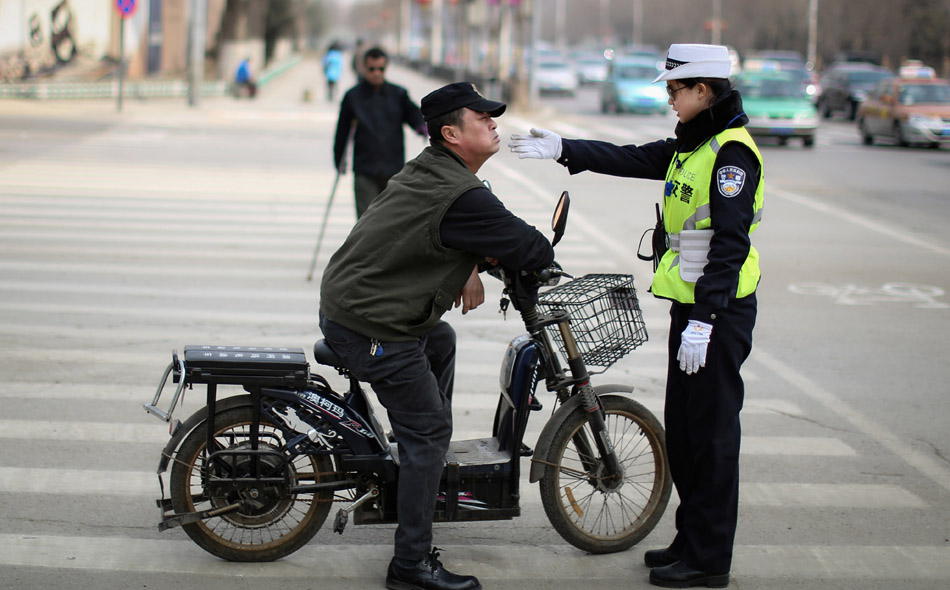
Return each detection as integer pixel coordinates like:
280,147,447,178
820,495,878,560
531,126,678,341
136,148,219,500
366,66,386,73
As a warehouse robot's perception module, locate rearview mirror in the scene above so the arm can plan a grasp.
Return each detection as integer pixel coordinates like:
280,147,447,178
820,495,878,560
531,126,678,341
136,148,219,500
551,191,570,247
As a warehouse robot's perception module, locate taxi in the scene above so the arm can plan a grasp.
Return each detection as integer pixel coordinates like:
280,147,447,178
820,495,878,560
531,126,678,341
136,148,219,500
733,70,818,147
856,71,950,148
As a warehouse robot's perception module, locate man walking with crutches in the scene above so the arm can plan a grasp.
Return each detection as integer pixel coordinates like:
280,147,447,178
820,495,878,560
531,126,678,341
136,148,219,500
333,46,427,218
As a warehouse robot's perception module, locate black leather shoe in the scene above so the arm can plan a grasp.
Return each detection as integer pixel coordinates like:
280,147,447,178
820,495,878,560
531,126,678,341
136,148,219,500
649,561,729,588
386,548,481,590
644,547,679,568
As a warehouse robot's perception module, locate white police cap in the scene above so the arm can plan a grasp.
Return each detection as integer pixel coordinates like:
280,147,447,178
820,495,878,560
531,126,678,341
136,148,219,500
653,44,731,83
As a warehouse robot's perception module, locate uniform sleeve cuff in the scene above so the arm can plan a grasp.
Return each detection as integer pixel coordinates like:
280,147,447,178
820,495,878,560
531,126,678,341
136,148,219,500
690,304,719,324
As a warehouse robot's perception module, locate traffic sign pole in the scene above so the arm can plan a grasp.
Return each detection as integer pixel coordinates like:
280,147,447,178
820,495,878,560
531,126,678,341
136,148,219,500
115,0,137,113
117,17,125,112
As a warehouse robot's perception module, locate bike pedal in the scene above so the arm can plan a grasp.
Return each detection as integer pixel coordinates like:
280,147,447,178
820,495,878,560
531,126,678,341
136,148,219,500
332,509,348,534
528,396,543,411
519,443,534,457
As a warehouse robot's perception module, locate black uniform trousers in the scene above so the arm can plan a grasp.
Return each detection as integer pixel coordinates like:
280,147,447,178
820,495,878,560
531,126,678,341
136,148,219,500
319,316,455,562
664,294,756,574
354,173,391,218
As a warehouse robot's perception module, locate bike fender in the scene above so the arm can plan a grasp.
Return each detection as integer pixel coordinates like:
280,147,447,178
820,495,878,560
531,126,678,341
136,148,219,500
528,384,634,483
156,394,255,474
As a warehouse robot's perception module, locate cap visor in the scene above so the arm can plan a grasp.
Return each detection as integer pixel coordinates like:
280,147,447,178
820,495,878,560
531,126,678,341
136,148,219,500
468,97,506,117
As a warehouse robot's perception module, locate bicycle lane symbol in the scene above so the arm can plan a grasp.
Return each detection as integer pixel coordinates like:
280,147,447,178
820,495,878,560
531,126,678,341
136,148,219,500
788,282,949,309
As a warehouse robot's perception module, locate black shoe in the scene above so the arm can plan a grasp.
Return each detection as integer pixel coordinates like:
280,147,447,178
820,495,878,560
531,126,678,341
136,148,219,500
644,547,679,568
649,561,729,588
386,548,481,590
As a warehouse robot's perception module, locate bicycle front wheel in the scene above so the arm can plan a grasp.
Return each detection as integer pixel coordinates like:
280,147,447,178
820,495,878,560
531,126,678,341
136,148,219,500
538,394,671,554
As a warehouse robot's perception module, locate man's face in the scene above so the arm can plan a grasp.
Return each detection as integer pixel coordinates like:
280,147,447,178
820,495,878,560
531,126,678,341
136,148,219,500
452,108,500,159
364,56,387,87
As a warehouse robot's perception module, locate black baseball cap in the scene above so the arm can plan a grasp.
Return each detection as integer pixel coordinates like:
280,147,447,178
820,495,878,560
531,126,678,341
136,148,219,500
421,82,506,121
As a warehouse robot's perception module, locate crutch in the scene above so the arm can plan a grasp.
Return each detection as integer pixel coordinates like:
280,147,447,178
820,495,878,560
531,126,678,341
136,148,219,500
306,123,354,282
305,169,343,281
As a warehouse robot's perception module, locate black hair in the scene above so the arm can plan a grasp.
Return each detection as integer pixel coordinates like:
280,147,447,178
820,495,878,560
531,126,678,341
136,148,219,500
675,77,733,104
363,47,388,64
426,108,465,146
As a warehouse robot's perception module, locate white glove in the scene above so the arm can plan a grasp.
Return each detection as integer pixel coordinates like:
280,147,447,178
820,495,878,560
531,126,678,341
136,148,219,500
508,127,563,160
677,320,713,375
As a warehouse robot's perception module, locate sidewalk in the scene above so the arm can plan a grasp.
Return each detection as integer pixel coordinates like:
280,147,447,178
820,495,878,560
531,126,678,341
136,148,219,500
0,54,547,128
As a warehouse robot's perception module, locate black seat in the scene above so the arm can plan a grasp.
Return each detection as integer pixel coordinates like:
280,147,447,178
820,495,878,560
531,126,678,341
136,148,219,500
313,339,344,368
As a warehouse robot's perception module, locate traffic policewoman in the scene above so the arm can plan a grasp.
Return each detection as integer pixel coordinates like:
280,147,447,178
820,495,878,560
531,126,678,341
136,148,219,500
508,44,762,588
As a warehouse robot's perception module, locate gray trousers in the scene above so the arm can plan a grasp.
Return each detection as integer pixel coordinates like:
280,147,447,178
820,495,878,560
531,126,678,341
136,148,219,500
353,173,391,218
319,316,455,561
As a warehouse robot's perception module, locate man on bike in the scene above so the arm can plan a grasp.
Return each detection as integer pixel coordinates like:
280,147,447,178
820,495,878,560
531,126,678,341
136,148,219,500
319,82,554,590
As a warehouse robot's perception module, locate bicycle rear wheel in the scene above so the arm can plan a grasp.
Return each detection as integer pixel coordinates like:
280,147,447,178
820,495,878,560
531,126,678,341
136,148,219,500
538,394,671,554
169,405,334,561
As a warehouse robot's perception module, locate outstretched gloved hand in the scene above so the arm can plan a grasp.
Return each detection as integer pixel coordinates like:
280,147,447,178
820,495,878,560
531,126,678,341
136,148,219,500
677,320,713,375
508,128,563,160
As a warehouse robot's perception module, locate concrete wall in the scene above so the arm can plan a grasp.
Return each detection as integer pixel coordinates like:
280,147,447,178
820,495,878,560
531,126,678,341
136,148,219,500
0,0,111,80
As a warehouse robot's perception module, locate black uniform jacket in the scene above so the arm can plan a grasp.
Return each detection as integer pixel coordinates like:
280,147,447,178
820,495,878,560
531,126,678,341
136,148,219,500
333,80,425,178
556,90,760,323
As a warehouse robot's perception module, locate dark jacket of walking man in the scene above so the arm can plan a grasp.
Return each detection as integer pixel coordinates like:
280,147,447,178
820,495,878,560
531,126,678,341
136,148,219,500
320,82,554,590
333,47,427,218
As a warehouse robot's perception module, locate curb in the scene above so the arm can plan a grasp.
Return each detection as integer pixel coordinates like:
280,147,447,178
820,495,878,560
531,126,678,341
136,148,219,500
0,54,302,101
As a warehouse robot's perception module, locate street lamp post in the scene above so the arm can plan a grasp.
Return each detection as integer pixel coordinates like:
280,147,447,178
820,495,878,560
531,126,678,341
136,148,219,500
187,0,206,107
431,0,443,71
711,0,722,45
807,0,818,69
632,0,643,47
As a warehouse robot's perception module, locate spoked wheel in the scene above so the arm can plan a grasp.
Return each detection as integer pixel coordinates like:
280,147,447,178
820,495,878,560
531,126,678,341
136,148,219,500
538,394,671,554
170,405,334,561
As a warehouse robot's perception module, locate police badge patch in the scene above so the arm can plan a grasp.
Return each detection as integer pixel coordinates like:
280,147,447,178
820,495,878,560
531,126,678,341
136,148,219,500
716,166,746,197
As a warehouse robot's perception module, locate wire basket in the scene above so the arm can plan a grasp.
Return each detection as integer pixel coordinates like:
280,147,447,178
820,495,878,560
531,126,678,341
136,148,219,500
536,274,648,372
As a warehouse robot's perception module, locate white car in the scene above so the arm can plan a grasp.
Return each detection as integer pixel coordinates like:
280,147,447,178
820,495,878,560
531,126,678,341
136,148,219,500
536,60,578,96
574,57,608,85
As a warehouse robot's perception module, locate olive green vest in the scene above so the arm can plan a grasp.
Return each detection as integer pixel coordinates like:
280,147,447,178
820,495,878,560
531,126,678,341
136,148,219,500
320,145,483,341
651,127,764,303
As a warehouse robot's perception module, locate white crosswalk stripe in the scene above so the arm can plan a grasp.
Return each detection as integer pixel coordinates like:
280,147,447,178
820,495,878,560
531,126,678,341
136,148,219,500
2,534,947,582
0,466,925,511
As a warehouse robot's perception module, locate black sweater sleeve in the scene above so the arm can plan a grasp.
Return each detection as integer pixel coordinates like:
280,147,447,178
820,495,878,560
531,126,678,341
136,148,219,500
401,89,425,136
691,141,761,323
439,187,554,271
557,137,676,179
333,91,354,169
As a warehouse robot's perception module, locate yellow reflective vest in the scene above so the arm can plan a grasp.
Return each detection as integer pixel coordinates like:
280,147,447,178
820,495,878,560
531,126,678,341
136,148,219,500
650,127,764,304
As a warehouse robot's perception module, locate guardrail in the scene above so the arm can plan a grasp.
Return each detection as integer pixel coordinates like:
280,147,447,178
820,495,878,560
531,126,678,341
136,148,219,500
0,54,302,100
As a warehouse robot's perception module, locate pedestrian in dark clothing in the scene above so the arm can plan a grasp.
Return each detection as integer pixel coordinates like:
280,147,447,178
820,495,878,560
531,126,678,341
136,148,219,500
509,44,763,589
321,81,554,590
333,46,426,218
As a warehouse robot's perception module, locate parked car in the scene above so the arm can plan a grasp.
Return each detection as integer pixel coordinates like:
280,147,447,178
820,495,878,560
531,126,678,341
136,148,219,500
535,60,578,96
573,55,608,85
857,77,950,148
744,50,806,72
734,71,818,147
818,64,893,120
600,58,666,114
